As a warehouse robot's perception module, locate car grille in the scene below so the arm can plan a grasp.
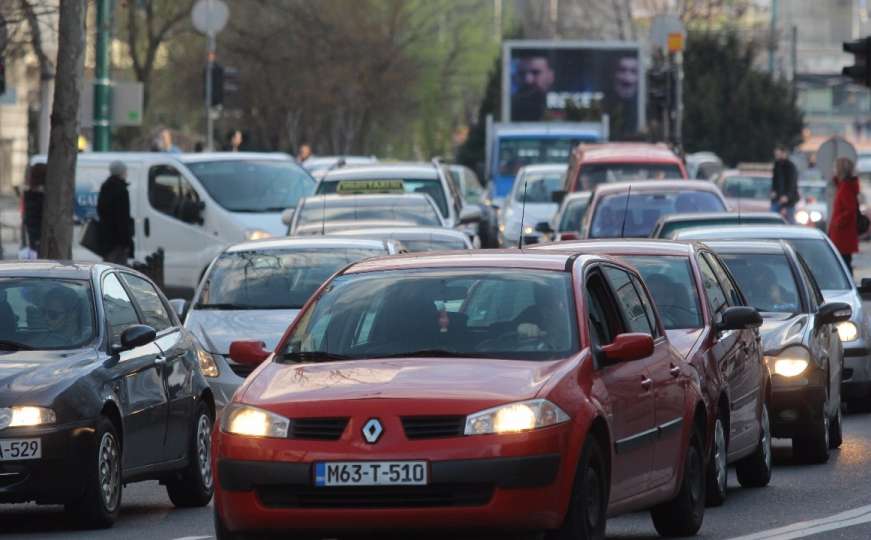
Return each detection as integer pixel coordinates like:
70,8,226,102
288,418,349,440
401,416,466,440
256,484,492,509
228,360,256,378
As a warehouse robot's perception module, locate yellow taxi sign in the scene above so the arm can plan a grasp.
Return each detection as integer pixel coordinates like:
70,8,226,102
336,179,405,194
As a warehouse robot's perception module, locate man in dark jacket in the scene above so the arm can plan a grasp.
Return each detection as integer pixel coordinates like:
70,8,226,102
771,145,799,223
97,161,133,265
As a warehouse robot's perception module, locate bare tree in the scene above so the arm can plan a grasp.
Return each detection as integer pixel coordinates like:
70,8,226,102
41,0,86,259
19,0,55,154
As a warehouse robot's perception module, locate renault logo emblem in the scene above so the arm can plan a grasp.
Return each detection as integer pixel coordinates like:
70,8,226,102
362,418,383,444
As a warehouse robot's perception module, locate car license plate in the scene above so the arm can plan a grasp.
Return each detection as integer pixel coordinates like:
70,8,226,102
314,461,427,487
0,439,41,461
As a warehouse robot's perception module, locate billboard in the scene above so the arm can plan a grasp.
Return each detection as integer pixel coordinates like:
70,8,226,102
502,40,644,138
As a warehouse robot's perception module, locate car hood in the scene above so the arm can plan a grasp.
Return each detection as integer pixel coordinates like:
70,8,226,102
228,212,287,237
666,328,704,359
0,348,99,407
758,313,807,354
186,309,299,355
241,357,564,408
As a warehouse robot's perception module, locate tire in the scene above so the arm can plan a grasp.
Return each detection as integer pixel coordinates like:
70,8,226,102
544,436,608,540
166,401,214,507
735,402,773,488
829,402,843,449
65,415,122,529
650,426,705,537
793,400,830,464
705,416,728,506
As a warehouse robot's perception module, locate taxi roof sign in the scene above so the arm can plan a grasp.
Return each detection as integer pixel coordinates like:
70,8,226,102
336,179,406,194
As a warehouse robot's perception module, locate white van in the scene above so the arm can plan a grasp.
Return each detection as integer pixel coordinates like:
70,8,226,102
30,152,315,296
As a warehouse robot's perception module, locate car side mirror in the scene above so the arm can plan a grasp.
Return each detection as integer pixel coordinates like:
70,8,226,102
229,340,271,367
859,278,871,299
552,190,567,204
119,324,157,352
281,208,296,227
818,302,852,325
535,221,554,234
599,333,654,364
716,306,763,331
459,205,482,224
168,298,188,320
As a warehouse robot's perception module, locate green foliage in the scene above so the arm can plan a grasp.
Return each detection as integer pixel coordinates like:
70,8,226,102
456,56,501,173
683,31,804,165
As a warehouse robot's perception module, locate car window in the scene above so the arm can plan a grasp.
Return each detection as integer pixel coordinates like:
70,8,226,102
318,177,449,218
590,190,726,238
102,273,141,347
623,255,703,330
558,197,589,232
697,256,729,317
121,274,173,331
632,275,661,338
720,175,770,200
185,159,314,212
0,278,95,350
579,163,684,188
148,165,202,225
702,252,743,307
795,253,824,309
786,238,852,291
718,253,802,314
514,172,564,203
602,267,654,335
586,270,621,348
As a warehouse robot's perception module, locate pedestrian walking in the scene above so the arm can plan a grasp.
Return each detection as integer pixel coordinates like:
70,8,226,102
771,144,799,223
228,130,243,152
21,163,46,258
97,161,134,265
829,157,860,276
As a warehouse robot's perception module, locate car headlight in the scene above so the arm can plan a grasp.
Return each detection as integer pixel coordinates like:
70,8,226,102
498,223,506,233
222,404,289,438
245,229,272,241
197,349,220,378
523,226,535,235
765,346,811,377
837,321,859,342
8,406,56,428
796,210,810,225
464,399,569,435
810,210,823,222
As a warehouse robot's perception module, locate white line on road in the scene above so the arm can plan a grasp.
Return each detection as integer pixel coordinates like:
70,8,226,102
726,503,871,540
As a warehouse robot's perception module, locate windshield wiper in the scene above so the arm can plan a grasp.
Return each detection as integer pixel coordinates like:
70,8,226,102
281,351,352,363
0,340,34,351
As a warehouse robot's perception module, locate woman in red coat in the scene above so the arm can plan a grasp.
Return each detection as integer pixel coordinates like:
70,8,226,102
829,157,859,275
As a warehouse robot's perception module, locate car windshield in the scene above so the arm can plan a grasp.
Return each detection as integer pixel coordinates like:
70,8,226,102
590,191,725,238
185,159,314,212
0,278,95,350
515,171,564,203
498,138,576,177
623,256,703,329
720,176,770,200
296,199,442,230
579,163,683,188
558,198,590,232
401,238,468,252
719,253,801,314
282,268,579,361
196,248,385,310
786,238,852,291
317,177,448,218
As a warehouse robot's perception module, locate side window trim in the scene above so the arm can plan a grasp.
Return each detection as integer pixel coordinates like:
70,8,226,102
600,263,653,336
584,266,625,346
119,271,177,335
629,274,660,338
702,251,744,307
103,271,145,325
697,254,729,317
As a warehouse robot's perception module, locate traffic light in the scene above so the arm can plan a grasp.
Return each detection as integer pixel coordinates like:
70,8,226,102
843,37,871,87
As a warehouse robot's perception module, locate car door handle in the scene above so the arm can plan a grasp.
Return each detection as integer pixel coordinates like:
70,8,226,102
641,377,653,390
669,365,681,377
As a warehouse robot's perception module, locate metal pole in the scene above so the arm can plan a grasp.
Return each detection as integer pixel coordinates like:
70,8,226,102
205,30,215,151
93,0,112,151
768,0,779,74
791,25,798,96
675,51,683,152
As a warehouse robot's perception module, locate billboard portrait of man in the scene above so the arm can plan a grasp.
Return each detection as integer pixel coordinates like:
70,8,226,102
511,50,556,121
604,54,641,137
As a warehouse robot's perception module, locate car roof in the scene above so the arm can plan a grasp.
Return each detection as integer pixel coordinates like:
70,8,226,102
659,212,779,224
518,163,568,175
673,224,827,241
32,151,294,166
579,143,682,164
564,191,592,202
532,239,695,257
0,260,118,279
320,162,438,180
342,250,605,274
224,236,392,254
328,227,470,242
697,240,788,255
594,179,720,195
300,193,433,208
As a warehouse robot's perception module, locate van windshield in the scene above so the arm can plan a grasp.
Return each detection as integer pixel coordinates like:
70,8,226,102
185,159,315,212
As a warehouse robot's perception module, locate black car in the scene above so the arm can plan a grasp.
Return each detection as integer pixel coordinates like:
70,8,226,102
0,262,215,527
702,241,850,463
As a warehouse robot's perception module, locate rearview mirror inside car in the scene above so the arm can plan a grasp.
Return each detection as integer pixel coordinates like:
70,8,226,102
599,333,654,364
717,306,763,331
229,340,271,367
817,302,852,326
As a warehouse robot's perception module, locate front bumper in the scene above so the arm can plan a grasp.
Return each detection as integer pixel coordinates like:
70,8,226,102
213,422,573,535
842,345,871,400
769,371,827,439
0,420,96,504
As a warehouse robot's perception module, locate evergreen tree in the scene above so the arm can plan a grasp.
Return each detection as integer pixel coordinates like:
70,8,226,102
456,56,501,179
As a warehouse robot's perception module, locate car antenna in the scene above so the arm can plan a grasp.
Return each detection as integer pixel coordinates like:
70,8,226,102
619,184,632,238
518,177,529,249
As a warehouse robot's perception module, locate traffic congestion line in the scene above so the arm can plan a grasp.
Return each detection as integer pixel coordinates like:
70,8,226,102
726,503,871,540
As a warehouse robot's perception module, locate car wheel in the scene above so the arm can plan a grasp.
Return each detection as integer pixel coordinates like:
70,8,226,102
793,400,830,464
544,436,608,540
650,426,705,537
705,416,728,506
829,401,844,449
65,416,122,529
166,401,214,507
735,402,773,488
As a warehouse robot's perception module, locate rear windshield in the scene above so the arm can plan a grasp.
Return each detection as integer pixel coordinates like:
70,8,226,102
786,239,852,291
720,176,770,200
590,191,725,238
719,253,802,314
659,216,783,239
623,256,703,329
515,171,565,203
579,163,683,188
296,200,442,230
185,159,314,212
0,278,96,350
196,249,385,310
282,269,579,361
401,238,469,252
318,177,448,218
558,198,590,232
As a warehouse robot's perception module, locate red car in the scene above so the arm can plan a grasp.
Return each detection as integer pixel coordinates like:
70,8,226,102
532,240,771,506
212,251,708,539
563,142,688,194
